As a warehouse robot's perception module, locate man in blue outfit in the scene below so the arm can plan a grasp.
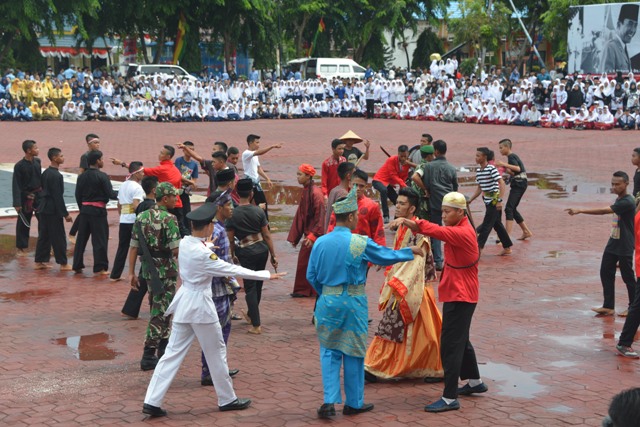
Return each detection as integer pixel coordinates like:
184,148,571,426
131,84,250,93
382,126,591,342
307,186,423,419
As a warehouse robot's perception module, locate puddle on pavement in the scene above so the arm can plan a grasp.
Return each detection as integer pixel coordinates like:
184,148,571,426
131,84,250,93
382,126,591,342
481,362,546,399
457,170,608,200
0,288,59,302
0,235,38,263
545,251,565,258
546,334,601,349
53,332,122,361
548,360,577,368
268,215,294,233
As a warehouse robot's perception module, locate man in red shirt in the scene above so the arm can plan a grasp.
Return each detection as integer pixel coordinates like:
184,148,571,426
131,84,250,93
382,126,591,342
112,145,187,236
321,139,346,199
390,192,486,413
372,145,411,223
327,168,385,247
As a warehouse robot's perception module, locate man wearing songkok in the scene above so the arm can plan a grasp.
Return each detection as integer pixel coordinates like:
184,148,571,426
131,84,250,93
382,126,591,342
365,187,443,382
389,192,487,413
227,178,278,334
142,203,286,418
307,186,422,419
288,164,325,297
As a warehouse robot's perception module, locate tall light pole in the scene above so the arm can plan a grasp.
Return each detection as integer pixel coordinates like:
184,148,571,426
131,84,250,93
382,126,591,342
277,1,284,78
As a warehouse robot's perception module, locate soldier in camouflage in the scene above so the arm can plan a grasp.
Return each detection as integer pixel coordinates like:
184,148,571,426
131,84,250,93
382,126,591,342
128,182,182,371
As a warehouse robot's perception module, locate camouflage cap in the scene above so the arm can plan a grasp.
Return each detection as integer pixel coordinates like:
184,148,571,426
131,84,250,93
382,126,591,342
155,182,181,199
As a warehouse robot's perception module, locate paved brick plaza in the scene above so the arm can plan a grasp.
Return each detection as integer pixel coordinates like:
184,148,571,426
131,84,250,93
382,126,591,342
0,119,638,426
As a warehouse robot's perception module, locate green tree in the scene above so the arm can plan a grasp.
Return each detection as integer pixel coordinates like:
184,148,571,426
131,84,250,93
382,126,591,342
0,0,100,66
411,27,444,69
449,0,511,71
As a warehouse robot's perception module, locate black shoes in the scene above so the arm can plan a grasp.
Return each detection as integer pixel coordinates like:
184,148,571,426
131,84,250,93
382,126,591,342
343,403,374,415
317,403,335,419
364,371,378,383
140,347,158,371
457,382,489,396
219,398,252,411
424,376,444,383
142,403,167,417
202,369,240,385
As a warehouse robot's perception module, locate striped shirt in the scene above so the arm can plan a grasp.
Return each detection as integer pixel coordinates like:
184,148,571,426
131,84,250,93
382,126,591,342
476,164,500,204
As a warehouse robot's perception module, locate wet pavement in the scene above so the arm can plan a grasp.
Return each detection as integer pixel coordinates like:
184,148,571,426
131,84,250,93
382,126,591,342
1,120,639,426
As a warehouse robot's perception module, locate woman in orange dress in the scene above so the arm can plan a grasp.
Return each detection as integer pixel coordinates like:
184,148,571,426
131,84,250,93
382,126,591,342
365,188,444,381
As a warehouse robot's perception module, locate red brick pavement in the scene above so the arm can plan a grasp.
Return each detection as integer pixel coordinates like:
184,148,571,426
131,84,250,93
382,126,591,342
1,119,639,426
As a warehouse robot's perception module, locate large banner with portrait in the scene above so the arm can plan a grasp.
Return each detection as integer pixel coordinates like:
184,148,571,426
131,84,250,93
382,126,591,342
568,3,640,74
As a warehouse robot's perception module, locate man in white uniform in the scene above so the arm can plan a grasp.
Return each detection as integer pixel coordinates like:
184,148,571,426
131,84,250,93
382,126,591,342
142,203,286,417
110,162,145,281
241,134,282,219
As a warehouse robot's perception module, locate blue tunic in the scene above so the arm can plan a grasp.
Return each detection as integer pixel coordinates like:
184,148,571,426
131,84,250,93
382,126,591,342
307,227,414,357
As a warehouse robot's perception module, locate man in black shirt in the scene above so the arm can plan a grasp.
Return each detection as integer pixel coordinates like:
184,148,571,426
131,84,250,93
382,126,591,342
12,139,42,255
496,139,533,240
70,133,102,244
72,150,118,275
35,148,73,270
567,171,636,317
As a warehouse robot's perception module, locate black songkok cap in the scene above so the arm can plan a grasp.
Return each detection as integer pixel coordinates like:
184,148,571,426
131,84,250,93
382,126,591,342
216,168,235,185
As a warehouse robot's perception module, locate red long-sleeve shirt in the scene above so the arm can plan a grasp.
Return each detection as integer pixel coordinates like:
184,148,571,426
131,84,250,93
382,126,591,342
321,155,346,197
373,155,410,187
144,160,183,208
327,195,386,247
415,216,479,303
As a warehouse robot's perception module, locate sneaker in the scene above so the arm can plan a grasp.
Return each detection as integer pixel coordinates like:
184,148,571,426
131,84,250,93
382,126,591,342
424,398,460,412
616,344,639,359
457,382,489,396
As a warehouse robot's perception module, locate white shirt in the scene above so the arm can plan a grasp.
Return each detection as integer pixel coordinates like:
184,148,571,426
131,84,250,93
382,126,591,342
117,179,145,224
166,236,270,324
242,149,260,183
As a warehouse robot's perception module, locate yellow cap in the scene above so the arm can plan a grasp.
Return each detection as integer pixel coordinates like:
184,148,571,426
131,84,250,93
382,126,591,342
442,192,467,210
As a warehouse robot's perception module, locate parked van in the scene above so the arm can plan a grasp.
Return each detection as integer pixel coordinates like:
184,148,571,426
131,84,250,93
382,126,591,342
126,63,198,82
289,58,366,80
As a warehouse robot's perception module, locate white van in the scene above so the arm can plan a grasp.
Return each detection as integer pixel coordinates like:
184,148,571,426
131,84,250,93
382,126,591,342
290,58,366,80
126,63,198,82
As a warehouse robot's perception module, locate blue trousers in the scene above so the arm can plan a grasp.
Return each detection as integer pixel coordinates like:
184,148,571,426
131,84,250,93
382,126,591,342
320,346,364,408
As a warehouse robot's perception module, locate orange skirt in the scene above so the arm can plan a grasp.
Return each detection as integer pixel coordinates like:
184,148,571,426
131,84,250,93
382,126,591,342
365,286,443,379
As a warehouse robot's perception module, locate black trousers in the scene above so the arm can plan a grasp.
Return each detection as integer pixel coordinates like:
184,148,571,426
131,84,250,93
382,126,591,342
237,245,269,327
505,181,527,223
600,251,636,309
169,207,189,237
441,302,480,399
372,180,398,219
179,192,192,234
251,184,269,221
476,203,513,249
34,214,67,265
121,273,148,319
16,208,34,249
618,278,640,347
365,99,375,118
110,223,133,280
72,212,109,272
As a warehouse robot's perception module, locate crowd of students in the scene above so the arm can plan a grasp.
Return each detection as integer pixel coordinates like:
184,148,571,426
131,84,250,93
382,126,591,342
2,61,640,130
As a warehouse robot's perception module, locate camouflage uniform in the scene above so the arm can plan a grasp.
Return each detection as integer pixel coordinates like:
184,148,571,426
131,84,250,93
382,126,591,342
130,195,181,349
411,160,431,221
